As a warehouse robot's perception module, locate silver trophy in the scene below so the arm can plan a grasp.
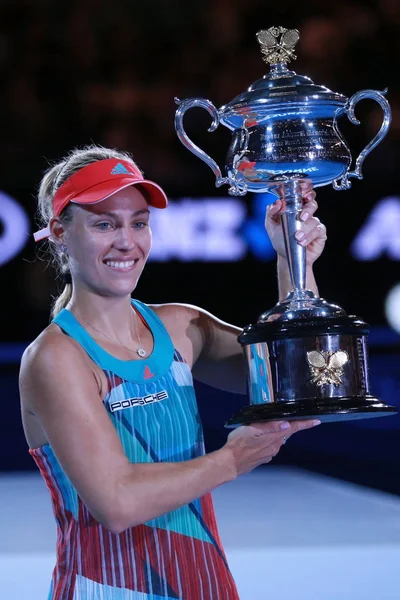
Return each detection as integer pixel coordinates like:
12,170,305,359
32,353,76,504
175,26,397,425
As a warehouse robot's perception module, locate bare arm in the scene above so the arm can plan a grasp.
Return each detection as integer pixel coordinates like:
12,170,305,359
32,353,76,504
277,255,319,300
19,335,237,533
21,332,315,533
166,196,327,393
266,184,326,301
156,185,327,394
188,257,319,393
189,258,318,393
154,303,247,394
191,308,247,394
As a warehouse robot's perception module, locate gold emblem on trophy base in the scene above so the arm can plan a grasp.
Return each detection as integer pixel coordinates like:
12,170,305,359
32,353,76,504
256,27,300,65
307,350,349,387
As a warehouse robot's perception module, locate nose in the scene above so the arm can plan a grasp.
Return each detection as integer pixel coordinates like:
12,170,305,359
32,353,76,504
113,226,137,251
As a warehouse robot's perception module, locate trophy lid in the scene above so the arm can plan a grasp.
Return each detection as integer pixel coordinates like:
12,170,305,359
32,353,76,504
220,27,347,125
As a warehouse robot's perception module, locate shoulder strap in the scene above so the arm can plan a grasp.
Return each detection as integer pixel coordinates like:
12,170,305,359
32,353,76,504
131,299,172,340
52,309,105,366
52,303,174,382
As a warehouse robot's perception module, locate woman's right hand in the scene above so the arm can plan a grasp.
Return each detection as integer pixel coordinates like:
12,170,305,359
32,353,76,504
224,419,321,477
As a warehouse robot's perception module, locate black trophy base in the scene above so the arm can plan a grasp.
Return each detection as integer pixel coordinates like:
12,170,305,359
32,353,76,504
225,396,397,428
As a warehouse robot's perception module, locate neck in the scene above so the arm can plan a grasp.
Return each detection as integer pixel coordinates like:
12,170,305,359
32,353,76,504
67,288,137,343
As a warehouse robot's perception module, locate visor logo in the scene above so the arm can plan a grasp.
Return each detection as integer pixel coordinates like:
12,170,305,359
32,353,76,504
111,163,132,176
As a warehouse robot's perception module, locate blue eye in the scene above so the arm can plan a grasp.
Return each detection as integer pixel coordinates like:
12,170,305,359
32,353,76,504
96,222,112,230
133,221,147,229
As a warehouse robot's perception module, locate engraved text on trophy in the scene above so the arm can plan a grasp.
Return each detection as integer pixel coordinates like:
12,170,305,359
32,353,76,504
227,118,351,185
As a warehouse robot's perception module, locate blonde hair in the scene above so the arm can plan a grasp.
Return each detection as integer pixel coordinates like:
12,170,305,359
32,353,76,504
36,144,138,318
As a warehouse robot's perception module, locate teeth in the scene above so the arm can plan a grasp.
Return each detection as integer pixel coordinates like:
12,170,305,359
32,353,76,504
105,260,136,269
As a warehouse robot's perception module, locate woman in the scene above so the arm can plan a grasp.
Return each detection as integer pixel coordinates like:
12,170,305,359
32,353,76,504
19,145,324,599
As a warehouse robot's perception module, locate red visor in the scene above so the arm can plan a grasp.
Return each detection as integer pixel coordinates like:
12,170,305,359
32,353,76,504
33,158,168,241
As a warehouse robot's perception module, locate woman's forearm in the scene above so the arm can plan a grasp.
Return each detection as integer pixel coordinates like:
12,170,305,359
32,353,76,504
111,447,235,533
277,254,319,301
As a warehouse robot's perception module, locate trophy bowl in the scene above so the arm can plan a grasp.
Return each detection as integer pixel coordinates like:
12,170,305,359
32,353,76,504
174,26,397,426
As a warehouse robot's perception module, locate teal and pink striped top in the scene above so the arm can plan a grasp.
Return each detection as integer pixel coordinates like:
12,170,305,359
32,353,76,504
30,300,239,600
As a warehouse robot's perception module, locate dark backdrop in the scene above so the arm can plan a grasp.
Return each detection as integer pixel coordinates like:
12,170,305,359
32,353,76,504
1,0,400,494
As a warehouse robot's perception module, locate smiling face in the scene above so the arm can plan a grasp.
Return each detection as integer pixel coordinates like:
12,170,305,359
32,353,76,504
54,186,152,298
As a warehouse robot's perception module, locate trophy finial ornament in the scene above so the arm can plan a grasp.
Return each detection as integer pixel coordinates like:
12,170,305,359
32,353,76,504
256,27,300,65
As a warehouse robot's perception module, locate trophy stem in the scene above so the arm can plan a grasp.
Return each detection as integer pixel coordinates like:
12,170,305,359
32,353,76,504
276,180,306,295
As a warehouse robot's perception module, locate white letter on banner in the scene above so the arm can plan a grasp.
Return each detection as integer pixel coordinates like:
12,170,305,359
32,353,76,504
149,198,246,261
0,191,30,266
351,196,400,260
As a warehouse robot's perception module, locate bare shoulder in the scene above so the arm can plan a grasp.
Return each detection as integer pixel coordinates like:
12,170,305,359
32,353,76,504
149,301,238,331
20,324,105,409
21,324,87,375
149,302,204,325
21,325,72,381
146,302,241,367
148,302,210,367
149,302,219,339
19,325,101,448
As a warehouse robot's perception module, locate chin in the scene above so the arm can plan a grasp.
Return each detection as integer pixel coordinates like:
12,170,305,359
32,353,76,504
108,282,138,298
89,277,138,298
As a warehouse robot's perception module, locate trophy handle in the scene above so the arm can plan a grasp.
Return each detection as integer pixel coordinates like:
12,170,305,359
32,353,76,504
332,89,392,191
174,97,247,196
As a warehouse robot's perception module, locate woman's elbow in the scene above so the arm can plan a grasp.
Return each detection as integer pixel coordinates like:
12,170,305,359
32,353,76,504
88,501,138,534
105,518,129,535
97,509,136,534
99,505,145,534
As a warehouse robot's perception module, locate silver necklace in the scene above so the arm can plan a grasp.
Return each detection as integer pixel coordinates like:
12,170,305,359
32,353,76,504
73,309,147,358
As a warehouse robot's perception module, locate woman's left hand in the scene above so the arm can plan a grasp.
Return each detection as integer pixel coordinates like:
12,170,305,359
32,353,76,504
265,181,327,266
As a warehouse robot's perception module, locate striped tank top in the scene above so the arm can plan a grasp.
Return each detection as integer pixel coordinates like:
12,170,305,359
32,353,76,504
30,300,239,600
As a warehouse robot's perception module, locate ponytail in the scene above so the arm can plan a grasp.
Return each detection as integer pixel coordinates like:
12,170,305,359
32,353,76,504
51,283,73,318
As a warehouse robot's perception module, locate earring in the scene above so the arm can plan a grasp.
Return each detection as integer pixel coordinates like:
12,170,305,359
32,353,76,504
60,244,68,254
